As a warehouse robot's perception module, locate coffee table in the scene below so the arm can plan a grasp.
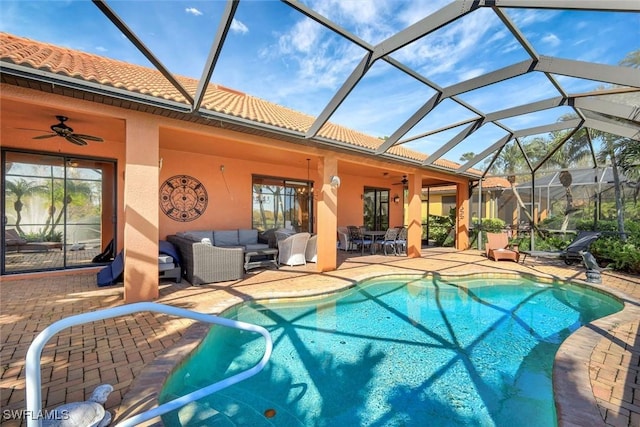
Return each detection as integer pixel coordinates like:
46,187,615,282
244,248,279,272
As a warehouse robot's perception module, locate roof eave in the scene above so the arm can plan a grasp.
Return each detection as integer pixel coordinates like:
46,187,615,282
1,61,472,180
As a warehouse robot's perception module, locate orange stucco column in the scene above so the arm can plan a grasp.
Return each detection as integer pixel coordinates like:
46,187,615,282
123,116,160,302
316,155,338,272
456,182,470,250
407,172,423,258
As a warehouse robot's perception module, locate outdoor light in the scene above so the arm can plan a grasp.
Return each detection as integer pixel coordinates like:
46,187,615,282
330,175,341,188
393,194,400,204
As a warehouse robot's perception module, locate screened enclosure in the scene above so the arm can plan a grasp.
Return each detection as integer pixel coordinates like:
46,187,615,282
1,1,638,257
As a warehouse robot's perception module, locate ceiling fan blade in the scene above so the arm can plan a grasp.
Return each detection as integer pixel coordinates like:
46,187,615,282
66,135,88,146
73,133,104,142
33,134,58,140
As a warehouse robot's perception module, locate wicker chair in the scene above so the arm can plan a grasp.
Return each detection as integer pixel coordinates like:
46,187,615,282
166,235,244,285
305,234,318,263
278,232,311,266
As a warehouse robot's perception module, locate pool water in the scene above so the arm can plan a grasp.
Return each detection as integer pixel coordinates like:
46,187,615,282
159,275,622,426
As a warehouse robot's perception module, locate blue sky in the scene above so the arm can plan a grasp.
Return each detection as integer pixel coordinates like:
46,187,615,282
1,1,638,165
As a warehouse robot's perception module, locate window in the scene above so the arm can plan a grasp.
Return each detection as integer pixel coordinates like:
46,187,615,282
252,175,313,233
363,187,389,231
2,150,116,274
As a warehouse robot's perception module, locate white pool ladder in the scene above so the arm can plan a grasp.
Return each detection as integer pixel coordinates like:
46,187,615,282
25,302,273,427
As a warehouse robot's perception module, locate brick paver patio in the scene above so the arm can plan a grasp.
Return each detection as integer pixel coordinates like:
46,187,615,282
1,248,638,426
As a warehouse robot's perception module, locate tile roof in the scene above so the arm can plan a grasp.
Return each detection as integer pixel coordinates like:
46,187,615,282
0,32,471,172
425,175,511,194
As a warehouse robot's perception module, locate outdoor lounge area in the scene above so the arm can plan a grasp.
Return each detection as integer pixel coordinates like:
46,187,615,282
1,1,638,426
1,248,638,426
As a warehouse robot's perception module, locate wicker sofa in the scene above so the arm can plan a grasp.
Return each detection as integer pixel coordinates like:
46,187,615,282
166,229,269,285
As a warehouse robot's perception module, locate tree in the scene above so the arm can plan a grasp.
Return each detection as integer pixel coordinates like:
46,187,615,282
620,48,640,68
490,141,539,228
41,178,96,240
4,178,48,235
545,122,593,231
459,152,475,162
616,140,640,205
589,49,640,238
596,134,627,241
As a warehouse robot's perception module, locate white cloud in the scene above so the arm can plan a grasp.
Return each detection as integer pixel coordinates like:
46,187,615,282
185,7,202,16
95,46,107,52
507,9,558,28
392,9,500,84
319,0,380,26
541,33,560,47
459,68,485,81
279,19,320,54
230,19,248,35
395,0,451,27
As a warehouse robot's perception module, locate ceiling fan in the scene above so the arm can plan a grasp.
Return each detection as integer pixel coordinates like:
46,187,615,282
393,175,409,187
31,116,104,146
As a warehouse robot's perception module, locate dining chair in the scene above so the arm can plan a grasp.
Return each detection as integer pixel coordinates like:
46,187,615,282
394,226,408,256
377,227,399,255
347,226,372,255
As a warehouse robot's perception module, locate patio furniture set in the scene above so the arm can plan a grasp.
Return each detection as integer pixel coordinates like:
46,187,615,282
485,230,602,266
338,226,408,256
166,227,318,285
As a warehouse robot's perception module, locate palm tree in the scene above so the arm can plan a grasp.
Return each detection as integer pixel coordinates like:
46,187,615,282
587,49,640,239
42,179,96,240
596,134,627,241
491,140,538,227
4,178,48,235
616,140,640,205
546,125,592,230
620,48,640,68
459,152,476,162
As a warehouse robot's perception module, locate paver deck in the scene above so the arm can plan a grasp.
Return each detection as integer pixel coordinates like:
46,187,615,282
1,248,638,426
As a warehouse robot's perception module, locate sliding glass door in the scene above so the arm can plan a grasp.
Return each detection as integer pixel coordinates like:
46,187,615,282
252,175,313,233
2,150,116,274
363,187,389,231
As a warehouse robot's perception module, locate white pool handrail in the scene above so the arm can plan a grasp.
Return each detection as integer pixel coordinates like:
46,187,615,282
25,301,273,427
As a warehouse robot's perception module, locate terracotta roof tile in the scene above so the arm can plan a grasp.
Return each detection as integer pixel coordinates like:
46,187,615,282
1,32,474,173
482,176,511,188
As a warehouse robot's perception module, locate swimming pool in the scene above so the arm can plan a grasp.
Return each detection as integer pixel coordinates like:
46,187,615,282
159,274,622,426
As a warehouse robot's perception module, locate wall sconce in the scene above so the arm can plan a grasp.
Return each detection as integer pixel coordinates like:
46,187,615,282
329,175,341,188
393,194,400,204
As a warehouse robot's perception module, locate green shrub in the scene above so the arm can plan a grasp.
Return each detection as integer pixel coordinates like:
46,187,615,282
538,216,563,230
589,219,640,273
23,229,63,242
535,235,573,251
429,214,454,246
478,217,506,232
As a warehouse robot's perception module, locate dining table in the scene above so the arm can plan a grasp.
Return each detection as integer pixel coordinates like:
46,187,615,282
361,230,387,254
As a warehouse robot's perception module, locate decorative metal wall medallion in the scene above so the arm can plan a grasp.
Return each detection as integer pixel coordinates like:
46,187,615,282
160,175,208,222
